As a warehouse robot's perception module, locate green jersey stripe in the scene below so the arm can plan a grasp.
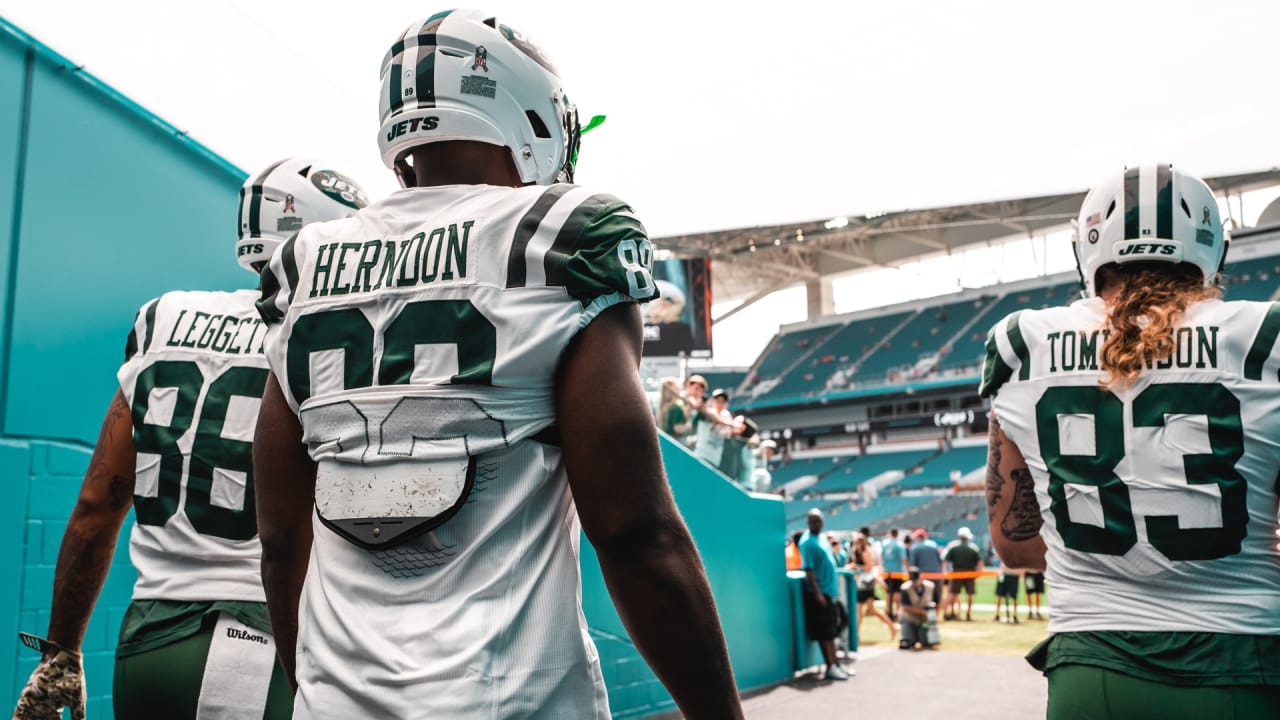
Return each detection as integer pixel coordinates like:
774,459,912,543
1007,310,1030,380
1123,167,1141,240
1244,302,1280,381
281,233,301,305
257,265,285,325
505,185,573,288
544,194,621,287
124,323,139,362
979,324,1013,398
141,298,159,354
1156,163,1173,240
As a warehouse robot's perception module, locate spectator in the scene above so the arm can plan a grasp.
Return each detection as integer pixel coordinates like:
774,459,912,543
830,536,849,569
898,566,937,650
799,510,852,680
785,534,802,571
726,417,759,487
907,528,943,605
656,377,692,442
693,389,735,467
751,440,776,493
683,374,708,411
994,564,1022,624
1024,570,1046,621
943,527,984,621
851,533,896,641
881,528,908,620
859,525,882,561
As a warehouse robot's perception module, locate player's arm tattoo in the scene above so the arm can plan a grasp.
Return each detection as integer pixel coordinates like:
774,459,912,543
86,395,135,512
999,468,1041,542
985,413,1003,511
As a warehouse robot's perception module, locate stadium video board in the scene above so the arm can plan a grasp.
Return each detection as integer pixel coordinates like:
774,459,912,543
643,257,712,358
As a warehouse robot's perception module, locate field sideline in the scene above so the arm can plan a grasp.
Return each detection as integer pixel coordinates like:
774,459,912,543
853,580,1050,657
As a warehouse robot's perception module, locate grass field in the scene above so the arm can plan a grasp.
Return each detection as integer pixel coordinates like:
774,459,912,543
852,577,1050,657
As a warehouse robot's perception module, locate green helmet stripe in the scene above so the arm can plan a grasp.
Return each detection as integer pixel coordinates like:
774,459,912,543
242,159,285,238
415,49,436,107
1156,163,1173,240
1123,166,1141,240
388,61,404,115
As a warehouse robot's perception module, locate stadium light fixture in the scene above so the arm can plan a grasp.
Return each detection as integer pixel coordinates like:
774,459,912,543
824,216,849,230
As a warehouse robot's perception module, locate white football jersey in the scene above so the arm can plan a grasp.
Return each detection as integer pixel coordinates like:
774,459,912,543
117,289,270,602
258,183,656,719
981,296,1280,634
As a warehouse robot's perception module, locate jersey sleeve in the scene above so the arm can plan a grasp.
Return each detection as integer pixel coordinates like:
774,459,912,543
543,193,659,312
118,296,162,402
122,297,161,363
978,310,1030,398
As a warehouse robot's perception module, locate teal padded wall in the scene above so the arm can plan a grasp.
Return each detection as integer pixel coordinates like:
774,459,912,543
0,19,244,716
580,436,794,718
7,441,135,719
1,23,248,445
0,18,796,718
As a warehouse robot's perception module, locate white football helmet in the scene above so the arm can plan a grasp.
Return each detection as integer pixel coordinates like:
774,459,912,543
1072,164,1226,297
236,158,369,272
378,9,581,187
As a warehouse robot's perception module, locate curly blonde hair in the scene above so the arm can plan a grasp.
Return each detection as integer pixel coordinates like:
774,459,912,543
1097,263,1220,388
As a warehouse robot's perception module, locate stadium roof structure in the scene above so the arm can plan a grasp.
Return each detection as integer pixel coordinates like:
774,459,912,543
658,169,1280,314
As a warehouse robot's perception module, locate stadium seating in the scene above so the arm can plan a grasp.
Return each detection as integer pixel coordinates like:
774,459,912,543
749,324,842,383
783,498,848,529
850,298,992,383
791,495,936,533
698,369,748,396
808,448,937,494
938,283,1075,372
1222,255,1280,302
893,445,987,490
757,310,916,402
767,455,854,488
889,494,987,539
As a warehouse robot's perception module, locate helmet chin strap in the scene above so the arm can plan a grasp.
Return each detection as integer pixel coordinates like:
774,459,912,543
394,154,416,188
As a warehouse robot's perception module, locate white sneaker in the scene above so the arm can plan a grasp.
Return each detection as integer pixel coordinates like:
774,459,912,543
824,665,853,681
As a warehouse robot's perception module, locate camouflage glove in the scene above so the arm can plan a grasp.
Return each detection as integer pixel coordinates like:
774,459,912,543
12,633,85,720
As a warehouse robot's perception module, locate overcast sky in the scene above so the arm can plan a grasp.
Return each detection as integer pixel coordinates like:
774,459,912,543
9,0,1280,364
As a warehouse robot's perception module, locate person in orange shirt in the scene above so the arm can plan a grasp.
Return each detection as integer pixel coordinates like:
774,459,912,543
786,532,803,570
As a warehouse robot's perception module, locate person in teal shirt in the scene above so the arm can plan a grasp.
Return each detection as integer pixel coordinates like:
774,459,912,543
799,509,850,680
881,528,907,619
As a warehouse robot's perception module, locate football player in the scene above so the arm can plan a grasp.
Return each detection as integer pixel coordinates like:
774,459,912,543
983,165,1280,718
12,159,367,720
252,10,744,719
